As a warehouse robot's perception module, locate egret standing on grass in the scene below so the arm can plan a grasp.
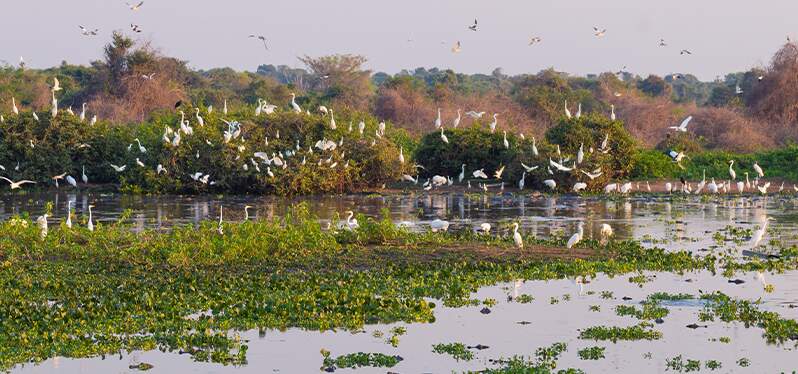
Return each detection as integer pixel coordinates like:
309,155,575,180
87,205,95,231
65,201,73,228
512,223,523,249
728,160,736,180
434,108,442,129
37,214,49,239
567,222,584,249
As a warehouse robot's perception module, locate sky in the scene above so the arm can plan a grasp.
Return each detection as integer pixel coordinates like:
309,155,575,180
0,0,795,80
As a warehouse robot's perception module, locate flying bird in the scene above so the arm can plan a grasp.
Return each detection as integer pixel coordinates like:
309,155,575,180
529,36,542,45
248,34,268,50
468,19,478,31
126,1,144,10
668,116,693,132
680,49,692,55
658,38,667,47
593,27,606,37
451,41,462,53
79,26,98,36
131,24,143,33
0,177,36,190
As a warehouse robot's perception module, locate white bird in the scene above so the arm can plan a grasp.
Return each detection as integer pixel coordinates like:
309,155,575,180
473,168,488,179
32,112,39,122
318,105,328,115
135,158,145,168
398,147,405,164
531,137,539,156
573,182,587,192
126,1,144,11
577,143,584,164
728,160,737,180
736,181,744,193
157,164,167,175
604,183,618,193
494,165,505,179
520,162,539,172
65,201,73,228
567,222,584,249
11,97,19,115
217,205,224,235
518,171,526,190
329,109,336,129
575,103,582,119
223,100,228,115
0,177,36,190
600,224,613,244
502,131,509,149
290,93,301,113
134,138,147,153
753,162,764,178
358,121,366,135
610,104,616,121
343,211,359,230
89,115,97,126
512,222,523,249
195,108,204,126
758,182,770,195
110,164,127,172
65,175,77,188
549,158,574,172
581,169,602,180
51,92,58,117
477,222,491,234
593,27,607,37
488,114,498,133
87,205,95,232
668,116,693,132
465,111,485,119
243,205,253,221
453,109,461,128
79,103,87,122
451,41,462,53
440,128,449,144
37,214,49,239
458,164,466,183
402,174,418,184
750,218,774,248
430,219,450,232
434,108,442,129
543,179,556,190
564,100,572,119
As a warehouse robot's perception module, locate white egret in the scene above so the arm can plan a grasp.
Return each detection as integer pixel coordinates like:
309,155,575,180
465,111,485,119
434,108,442,129
512,222,523,249
750,218,774,248
543,179,556,190
757,182,770,195
290,93,301,113
531,137,539,156
79,103,87,122
520,162,538,172
157,164,167,175
518,171,526,190
223,100,228,115
728,160,736,180
135,158,145,168
11,97,19,115
0,177,36,190
37,214,49,239
753,162,764,178
453,109,461,128
398,147,405,164
217,205,224,235
87,205,95,231
65,175,77,188
610,104,616,121
604,183,618,193
494,165,505,179
110,164,127,172
134,138,147,153
489,114,498,133
473,169,488,179
567,222,584,249
440,128,449,144
503,131,509,149
329,109,336,129
458,164,466,183
195,108,204,126
600,223,613,244
65,201,73,228
564,100,572,119
573,182,587,192
244,205,253,221
430,219,450,232
477,222,491,234
577,143,584,164
342,211,359,230
90,115,97,126
668,116,693,132
581,170,602,180
575,103,582,119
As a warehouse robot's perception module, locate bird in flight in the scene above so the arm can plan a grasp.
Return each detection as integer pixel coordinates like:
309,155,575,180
249,35,268,51
529,36,542,46
593,27,606,37
468,19,478,31
131,24,143,33
451,41,462,53
680,49,692,55
79,25,98,36
126,1,144,10
668,116,693,132
0,177,36,190
658,38,667,47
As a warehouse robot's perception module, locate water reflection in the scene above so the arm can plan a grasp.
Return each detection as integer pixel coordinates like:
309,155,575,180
2,192,797,251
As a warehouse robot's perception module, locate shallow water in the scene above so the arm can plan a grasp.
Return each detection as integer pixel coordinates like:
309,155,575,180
5,192,798,373
3,191,798,252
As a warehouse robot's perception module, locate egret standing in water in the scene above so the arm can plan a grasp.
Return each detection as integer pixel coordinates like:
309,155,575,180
343,211,359,230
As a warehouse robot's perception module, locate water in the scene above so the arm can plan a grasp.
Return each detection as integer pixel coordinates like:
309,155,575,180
6,192,798,373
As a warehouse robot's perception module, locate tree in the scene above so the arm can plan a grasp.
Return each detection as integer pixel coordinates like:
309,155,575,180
637,75,671,97
297,54,373,109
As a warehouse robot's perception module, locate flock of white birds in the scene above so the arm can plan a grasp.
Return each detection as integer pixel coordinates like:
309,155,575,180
2,75,785,252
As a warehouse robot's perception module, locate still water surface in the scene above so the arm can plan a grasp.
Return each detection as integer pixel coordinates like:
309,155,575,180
5,192,798,373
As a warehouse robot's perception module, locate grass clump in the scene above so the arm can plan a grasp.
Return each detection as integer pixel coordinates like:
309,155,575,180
579,323,663,342
665,355,702,372
615,301,669,321
431,343,473,362
700,292,798,345
320,350,402,370
577,346,606,360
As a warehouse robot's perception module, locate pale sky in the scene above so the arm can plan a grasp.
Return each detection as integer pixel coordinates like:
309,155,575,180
0,0,794,80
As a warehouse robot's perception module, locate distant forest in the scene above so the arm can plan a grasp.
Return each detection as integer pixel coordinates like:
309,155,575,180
2,32,798,153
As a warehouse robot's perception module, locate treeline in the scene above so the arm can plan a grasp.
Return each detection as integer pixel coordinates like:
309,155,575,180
2,33,798,172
